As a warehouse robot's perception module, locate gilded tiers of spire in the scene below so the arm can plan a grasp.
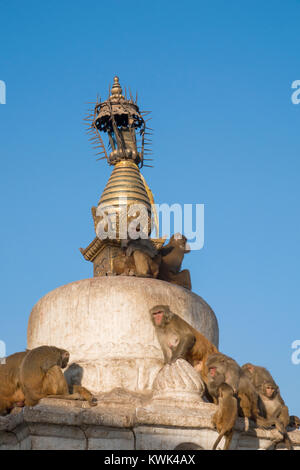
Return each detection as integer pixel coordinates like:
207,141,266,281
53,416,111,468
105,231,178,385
109,76,124,101
99,160,151,212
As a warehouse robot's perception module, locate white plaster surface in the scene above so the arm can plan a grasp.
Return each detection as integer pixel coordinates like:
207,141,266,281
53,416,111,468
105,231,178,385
27,277,218,393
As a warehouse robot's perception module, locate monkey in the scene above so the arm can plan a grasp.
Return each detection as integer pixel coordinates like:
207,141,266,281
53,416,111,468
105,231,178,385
241,363,279,393
205,353,260,423
256,381,293,450
19,346,97,407
0,351,28,415
63,362,97,407
241,363,291,439
289,415,300,429
150,305,218,371
117,238,161,278
212,383,238,450
158,234,192,290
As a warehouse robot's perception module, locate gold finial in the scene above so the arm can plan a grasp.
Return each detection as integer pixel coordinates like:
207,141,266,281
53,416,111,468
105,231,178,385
110,76,124,101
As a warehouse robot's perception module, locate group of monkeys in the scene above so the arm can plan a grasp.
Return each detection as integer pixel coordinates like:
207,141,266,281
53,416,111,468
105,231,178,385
150,304,300,450
1,304,299,451
112,234,192,290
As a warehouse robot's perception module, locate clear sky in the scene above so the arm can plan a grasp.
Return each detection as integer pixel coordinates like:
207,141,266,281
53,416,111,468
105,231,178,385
1,1,300,415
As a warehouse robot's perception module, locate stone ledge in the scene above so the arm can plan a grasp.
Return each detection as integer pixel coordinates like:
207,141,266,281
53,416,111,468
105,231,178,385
0,398,299,450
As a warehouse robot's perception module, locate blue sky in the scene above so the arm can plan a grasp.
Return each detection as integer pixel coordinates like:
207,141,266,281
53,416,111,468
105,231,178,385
1,1,300,415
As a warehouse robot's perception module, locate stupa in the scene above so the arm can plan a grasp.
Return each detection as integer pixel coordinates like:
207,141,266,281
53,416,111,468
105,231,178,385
1,78,299,451
27,76,219,394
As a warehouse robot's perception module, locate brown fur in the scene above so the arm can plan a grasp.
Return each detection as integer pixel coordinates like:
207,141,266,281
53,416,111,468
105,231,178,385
113,246,161,278
257,381,292,450
205,353,260,422
20,346,97,407
212,383,238,450
0,351,28,415
289,415,300,429
158,234,192,290
150,305,217,369
242,362,292,449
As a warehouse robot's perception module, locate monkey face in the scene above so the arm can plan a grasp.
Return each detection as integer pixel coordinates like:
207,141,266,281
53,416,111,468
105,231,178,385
60,350,70,369
152,309,165,326
263,383,277,399
150,305,171,327
209,366,217,377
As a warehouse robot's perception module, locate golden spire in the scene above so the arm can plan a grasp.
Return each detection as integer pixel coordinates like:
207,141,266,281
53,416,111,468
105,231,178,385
109,76,124,101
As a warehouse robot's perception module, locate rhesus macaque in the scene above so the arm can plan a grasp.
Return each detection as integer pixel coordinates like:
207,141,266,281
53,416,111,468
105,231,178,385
0,351,28,415
150,305,218,370
205,353,259,422
241,362,291,443
256,381,292,450
114,238,161,278
242,363,278,392
289,415,300,429
20,346,97,407
212,383,238,450
158,234,192,290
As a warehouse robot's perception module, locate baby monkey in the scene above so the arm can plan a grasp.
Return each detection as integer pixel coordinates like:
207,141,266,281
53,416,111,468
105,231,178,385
212,382,238,450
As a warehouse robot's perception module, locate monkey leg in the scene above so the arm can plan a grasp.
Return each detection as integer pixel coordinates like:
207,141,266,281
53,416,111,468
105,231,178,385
211,410,218,429
42,365,69,396
169,270,192,290
44,370,97,406
238,393,251,418
0,398,12,416
73,385,97,406
279,405,290,429
149,257,160,278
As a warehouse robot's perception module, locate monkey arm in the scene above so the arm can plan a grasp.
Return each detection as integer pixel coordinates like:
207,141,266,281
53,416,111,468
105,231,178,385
161,343,172,364
159,245,174,256
171,333,195,363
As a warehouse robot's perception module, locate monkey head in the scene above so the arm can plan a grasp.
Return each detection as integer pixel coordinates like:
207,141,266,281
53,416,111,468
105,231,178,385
261,381,278,399
149,305,173,327
242,363,255,374
172,233,190,254
206,354,227,378
208,366,218,378
59,349,70,369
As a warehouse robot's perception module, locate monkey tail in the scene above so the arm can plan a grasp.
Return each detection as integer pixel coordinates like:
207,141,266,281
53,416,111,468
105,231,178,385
212,431,226,450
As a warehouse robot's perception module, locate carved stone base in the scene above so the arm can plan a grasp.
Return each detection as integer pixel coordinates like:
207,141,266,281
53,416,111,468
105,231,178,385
152,359,205,406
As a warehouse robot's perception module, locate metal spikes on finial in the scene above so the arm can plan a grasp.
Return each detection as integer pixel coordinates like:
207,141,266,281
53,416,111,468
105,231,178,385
84,77,154,168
